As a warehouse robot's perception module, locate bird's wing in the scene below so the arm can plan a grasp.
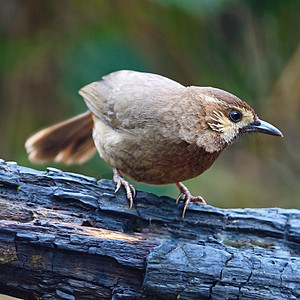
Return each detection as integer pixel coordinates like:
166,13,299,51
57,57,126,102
78,70,185,130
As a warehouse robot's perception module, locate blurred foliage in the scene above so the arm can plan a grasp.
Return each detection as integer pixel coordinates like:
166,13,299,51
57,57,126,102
0,0,299,209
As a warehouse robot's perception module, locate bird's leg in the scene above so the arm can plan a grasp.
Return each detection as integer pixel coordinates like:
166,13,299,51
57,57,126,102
175,182,207,219
113,168,136,209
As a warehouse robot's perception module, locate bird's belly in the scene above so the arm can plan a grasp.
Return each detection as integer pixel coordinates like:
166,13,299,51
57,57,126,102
92,118,221,184
121,142,221,184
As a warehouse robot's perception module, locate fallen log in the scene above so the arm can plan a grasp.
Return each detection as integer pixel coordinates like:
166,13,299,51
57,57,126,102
0,160,299,299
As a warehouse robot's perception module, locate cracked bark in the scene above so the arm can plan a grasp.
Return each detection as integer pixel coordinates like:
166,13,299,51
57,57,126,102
0,160,299,300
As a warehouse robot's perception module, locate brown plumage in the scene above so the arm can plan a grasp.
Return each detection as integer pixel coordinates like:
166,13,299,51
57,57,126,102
25,70,283,218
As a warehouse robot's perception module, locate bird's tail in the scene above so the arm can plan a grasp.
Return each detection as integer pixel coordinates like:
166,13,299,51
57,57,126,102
25,111,96,165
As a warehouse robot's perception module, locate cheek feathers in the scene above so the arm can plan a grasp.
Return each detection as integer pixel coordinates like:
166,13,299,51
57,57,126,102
196,130,226,153
205,107,255,146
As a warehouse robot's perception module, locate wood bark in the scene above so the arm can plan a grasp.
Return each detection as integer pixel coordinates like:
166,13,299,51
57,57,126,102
0,160,299,299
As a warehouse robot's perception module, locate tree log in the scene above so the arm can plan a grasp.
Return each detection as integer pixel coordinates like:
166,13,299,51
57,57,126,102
0,160,299,299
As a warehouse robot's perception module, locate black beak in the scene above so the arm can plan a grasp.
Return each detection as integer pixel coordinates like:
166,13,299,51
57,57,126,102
244,119,283,137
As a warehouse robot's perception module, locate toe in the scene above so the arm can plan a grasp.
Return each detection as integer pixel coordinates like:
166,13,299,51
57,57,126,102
190,196,207,205
182,198,191,219
124,184,134,209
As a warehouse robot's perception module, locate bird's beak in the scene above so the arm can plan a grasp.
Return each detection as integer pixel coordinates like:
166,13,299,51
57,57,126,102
244,119,283,137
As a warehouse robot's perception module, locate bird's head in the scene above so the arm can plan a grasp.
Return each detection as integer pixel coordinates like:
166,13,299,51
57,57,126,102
191,87,283,153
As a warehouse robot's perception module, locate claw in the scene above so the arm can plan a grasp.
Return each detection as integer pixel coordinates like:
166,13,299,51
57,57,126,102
175,182,206,219
114,180,122,194
132,186,136,198
176,192,186,204
113,168,136,209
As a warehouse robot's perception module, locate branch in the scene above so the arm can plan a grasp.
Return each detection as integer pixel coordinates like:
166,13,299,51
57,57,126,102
0,160,299,299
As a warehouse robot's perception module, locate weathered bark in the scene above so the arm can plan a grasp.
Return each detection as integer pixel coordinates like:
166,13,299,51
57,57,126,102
0,160,299,300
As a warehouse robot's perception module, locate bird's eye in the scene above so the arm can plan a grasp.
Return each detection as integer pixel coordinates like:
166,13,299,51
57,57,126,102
229,110,242,122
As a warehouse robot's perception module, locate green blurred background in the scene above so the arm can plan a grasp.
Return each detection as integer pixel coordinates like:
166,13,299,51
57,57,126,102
0,0,299,209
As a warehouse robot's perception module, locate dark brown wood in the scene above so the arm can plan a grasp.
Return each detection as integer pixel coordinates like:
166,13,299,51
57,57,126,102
0,160,299,299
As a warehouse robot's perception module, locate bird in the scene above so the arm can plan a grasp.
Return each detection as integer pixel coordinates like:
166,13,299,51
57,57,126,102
25,70,283,218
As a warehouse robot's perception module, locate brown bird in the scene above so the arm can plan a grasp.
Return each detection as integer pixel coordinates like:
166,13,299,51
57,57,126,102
25,70,283,218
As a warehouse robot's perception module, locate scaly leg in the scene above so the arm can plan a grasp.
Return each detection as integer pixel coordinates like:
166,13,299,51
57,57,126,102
175,182,207,219
113,168,136,209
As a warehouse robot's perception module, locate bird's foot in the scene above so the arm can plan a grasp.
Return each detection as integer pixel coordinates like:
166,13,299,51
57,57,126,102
113,168,136,209
175,182,206,219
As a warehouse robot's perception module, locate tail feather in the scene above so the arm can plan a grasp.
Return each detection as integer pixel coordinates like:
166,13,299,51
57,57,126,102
25,111,96,165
